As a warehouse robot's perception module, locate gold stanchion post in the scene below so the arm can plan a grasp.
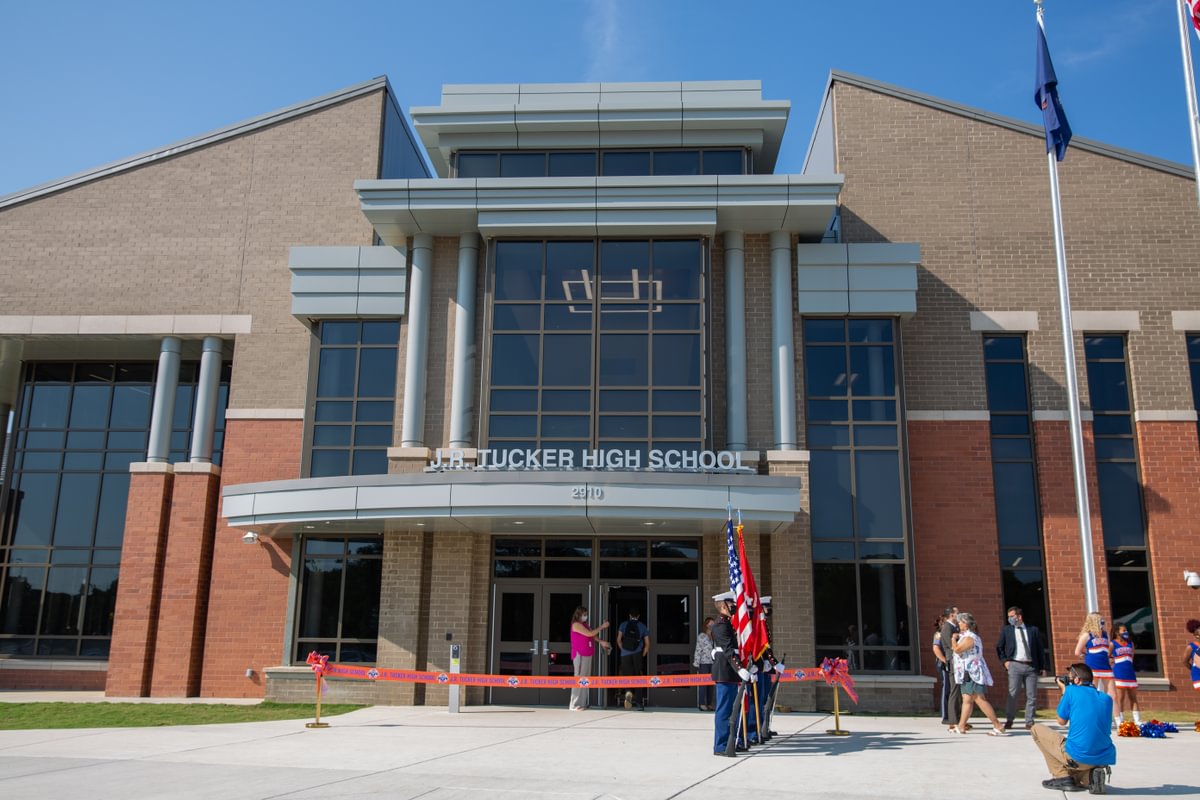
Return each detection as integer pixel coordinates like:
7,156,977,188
751,680,762,744
825,684,849,736
306,673,329,729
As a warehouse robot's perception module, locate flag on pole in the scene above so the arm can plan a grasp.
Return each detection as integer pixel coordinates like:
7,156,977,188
1035,18,1072,161
736,523,770,660
1189,0,1200,40
725,519,767,662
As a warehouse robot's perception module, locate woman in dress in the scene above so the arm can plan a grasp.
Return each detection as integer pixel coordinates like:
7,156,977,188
568,606,610,710
1110,623,1141,727
1074,612,1116,704
949,612,1006,736
693,616,715,710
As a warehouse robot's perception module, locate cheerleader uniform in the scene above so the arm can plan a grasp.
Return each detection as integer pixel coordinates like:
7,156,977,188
1084,631,1114,679
1111,640,1137,689
1190,641,1200,690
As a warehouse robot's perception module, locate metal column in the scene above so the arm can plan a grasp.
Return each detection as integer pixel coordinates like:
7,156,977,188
401,234,434,448
146,336,182,462
724,231,748,451
189,336,223,462
769,231,797,450
449,233,479,448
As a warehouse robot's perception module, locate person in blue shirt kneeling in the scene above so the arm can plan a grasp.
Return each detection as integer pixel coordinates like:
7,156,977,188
1030,663,1116,794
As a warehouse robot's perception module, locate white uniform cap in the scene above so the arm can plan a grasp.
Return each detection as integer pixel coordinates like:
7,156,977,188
760,596,772,605
712,590,736,602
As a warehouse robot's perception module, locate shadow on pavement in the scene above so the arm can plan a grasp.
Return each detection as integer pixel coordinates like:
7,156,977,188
750,731,937,756
1104,786,1200,796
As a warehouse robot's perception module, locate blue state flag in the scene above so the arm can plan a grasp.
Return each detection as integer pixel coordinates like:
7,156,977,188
1035,22,1072,161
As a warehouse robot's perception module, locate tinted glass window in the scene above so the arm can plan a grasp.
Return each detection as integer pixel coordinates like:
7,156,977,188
653,150,699,175
549,151,597,177
602,151,651,176
457,152,497,177
701,150,743,175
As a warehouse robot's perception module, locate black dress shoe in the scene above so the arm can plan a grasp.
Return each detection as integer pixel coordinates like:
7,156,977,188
713,750,736,757
1025,720,1036,730
1003,720,1014,730
736,744,748,752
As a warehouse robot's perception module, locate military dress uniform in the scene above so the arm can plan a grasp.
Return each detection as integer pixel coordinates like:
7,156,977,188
711,592,743,756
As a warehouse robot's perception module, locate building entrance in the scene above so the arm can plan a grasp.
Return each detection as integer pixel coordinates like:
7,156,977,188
488,536,701,708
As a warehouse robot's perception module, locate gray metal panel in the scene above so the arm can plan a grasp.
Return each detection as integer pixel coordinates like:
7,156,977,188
289,246,408,320
797,265,850,292
797,292,851,315
848,265,919,292
848,291,917,315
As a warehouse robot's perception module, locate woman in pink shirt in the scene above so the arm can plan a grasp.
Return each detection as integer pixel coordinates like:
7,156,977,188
570,606,611,710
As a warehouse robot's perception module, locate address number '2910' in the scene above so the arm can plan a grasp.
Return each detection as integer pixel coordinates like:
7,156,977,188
570,486,604,500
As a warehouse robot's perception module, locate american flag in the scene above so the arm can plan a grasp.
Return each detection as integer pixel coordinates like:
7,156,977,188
1191,1,1200,40
725,520,766,662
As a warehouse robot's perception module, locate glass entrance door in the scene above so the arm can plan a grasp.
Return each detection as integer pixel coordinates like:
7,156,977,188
647,587,697,708
491,583,589,705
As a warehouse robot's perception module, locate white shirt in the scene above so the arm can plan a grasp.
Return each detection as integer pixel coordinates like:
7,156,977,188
1013,624,1030,662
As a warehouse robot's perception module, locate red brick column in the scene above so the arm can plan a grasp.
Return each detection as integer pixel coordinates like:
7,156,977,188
1138,421,1200,712
150,463,221,697
199,418,302,697
106,464,174,697
907,420,1005,681
1034,420,1109,674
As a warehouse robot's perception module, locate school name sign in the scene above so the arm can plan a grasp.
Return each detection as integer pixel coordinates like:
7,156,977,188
428,447,753,473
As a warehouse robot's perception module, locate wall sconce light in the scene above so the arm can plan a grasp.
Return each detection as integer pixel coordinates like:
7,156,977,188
241,530,261,545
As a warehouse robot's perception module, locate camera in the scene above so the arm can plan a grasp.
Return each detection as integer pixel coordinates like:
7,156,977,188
1056,673,1072,686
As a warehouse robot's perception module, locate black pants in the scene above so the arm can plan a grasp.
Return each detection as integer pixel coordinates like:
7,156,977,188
943,669,962,724
620,652,646,706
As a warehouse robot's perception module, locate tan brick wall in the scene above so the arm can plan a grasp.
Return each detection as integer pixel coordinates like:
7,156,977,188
832,81,1200,413
0,90,387,411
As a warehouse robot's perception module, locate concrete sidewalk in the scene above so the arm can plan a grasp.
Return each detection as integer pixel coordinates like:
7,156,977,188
0,704,1196,799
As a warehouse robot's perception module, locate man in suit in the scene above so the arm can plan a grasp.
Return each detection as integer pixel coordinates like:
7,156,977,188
939,606,962,728
996,605,1047,729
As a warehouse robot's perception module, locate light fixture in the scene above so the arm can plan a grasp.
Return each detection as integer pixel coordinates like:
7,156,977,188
512,520,525,525
1186,570,1200,589
241,530,260,545
642,521,657,527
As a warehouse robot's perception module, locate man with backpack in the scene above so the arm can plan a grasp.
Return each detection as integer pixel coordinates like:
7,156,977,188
618,610,650,710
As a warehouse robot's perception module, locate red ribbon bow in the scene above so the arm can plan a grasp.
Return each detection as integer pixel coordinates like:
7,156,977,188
306,651,329,677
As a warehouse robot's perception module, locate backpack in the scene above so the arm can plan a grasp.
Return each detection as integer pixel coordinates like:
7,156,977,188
622,620,642,652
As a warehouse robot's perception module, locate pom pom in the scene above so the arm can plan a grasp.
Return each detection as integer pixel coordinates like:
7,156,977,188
1138,719,1175,738
1118,721,1140,737
1194,720,1200,733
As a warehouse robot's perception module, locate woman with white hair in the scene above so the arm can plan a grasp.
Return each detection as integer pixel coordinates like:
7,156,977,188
950,611,1006,736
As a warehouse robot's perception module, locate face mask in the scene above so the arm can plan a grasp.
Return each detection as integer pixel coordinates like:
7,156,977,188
1120,632,1130,641
1008,616,1017,625
581,616,588,623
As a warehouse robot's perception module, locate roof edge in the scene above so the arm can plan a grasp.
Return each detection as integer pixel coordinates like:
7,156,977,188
827,70,1195,180
0,76,391,210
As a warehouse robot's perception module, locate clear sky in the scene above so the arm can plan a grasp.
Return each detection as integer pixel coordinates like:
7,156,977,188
2,0,1197,196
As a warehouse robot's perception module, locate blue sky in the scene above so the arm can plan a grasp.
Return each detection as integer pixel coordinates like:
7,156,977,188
2,0,1197,195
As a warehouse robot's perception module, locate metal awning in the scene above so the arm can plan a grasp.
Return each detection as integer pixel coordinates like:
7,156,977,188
221,470,801,537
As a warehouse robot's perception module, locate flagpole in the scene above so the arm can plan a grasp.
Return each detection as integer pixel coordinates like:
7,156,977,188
1037,0,1100,614
1175,0,1200,209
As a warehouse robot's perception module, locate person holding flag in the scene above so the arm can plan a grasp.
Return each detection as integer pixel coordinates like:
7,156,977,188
726,517,768,744
710,589,750,757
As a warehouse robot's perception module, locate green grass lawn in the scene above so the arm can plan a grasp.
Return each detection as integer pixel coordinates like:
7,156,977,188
0,702,365,730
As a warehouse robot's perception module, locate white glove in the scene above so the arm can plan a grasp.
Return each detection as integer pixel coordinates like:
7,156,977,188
749,664,759,676
762,662,773,673
775,663,785,674
737,668,752,682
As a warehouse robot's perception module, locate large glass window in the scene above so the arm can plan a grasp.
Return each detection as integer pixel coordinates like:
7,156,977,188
1085,335,1159,673
0,360,230,659
486,240,705,459
456,148,746,178
492,537,698,581
806,319,912,672
309,321,399,478
1188,334,1200,442
294,536,382,664
983,335,1051,658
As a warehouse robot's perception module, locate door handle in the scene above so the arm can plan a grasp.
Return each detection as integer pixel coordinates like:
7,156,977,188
542,639,548,655
530,641,539,654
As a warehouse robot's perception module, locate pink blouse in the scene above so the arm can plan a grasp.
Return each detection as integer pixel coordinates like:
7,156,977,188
570,627,594,659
